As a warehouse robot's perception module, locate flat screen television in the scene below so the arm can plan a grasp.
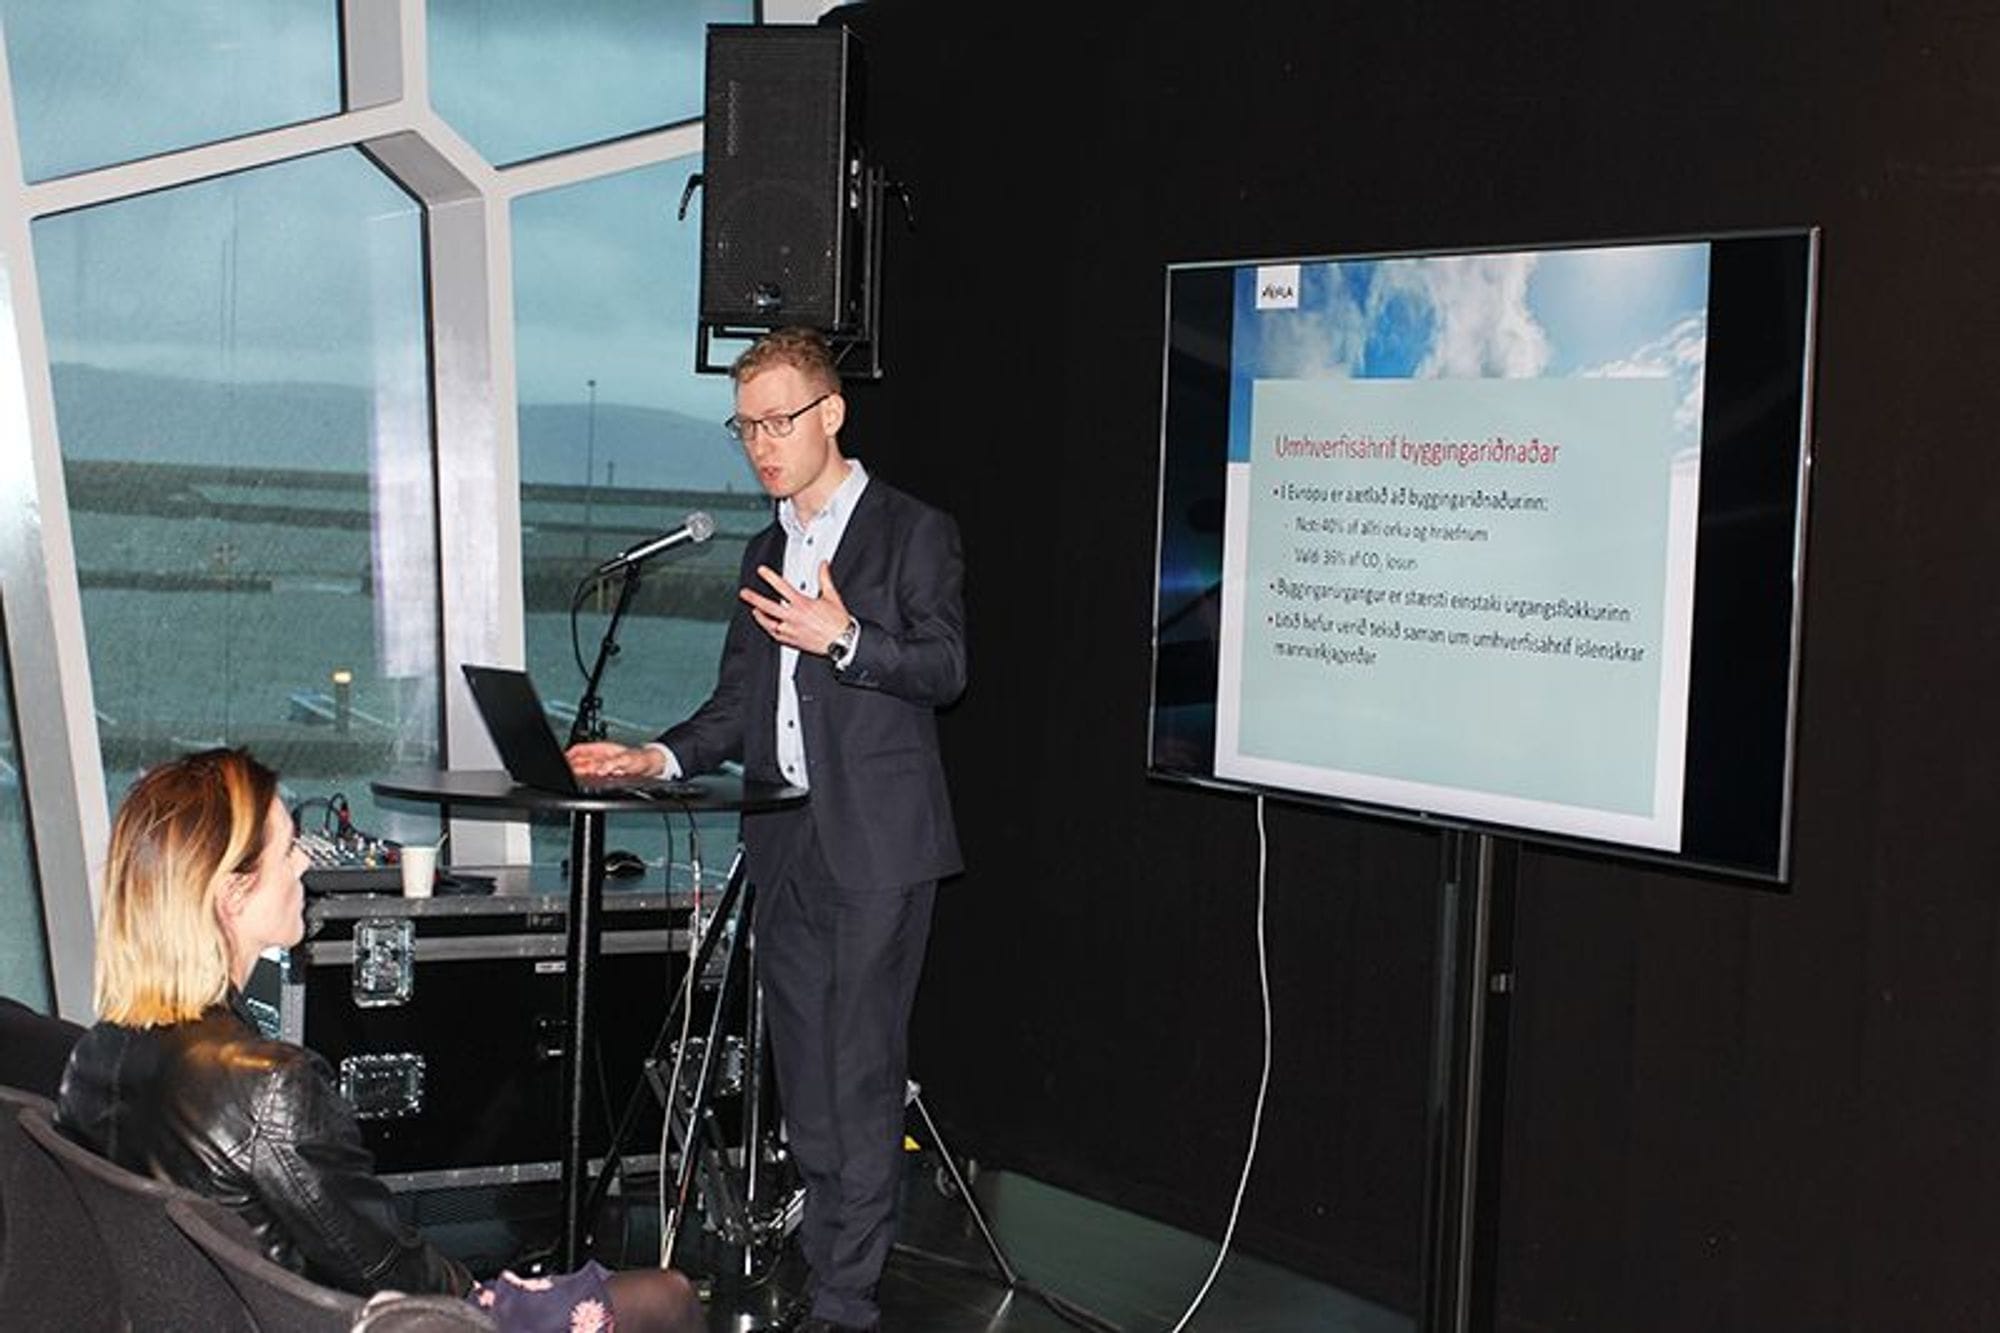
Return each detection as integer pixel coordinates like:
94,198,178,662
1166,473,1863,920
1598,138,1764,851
1148,230,1818,881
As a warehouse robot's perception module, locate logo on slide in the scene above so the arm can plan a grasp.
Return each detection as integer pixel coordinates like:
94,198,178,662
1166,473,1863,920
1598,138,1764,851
1255,264,1301,310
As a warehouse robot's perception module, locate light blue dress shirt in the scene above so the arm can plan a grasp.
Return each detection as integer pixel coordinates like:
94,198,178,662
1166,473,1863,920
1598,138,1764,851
770,459,870,790
654,460,870,789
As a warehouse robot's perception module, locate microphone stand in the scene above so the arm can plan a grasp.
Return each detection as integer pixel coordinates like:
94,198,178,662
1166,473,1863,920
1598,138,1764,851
569,564,644,746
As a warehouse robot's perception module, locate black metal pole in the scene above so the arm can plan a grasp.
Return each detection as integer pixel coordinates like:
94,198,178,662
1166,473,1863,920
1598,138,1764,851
740,885,767,1279
1419,830,1517,1333
908,1089,1016,1287
559,808,607,1270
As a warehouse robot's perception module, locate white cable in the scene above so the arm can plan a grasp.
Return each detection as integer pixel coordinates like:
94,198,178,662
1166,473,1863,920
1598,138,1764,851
1166,794,1273,1333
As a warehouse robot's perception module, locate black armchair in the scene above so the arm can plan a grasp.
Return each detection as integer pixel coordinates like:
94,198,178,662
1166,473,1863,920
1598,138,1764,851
168,1194,496,1333
20,1104,257,1332
1,1090,121,1332
0,997,84,1097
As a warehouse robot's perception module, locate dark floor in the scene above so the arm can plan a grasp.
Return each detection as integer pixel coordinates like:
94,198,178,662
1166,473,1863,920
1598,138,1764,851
588,1156,1409,1333
412,1144,1409,1333
826,1165,1407,1333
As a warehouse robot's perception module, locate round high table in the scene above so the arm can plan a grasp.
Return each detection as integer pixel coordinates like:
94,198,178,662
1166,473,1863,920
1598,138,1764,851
371,768,805,1269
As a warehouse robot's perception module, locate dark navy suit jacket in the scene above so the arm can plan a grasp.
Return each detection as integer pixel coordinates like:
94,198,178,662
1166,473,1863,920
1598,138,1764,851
660,477,965,890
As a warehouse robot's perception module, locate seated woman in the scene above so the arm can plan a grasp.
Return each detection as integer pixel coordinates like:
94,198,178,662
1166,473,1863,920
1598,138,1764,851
57,748,700,1333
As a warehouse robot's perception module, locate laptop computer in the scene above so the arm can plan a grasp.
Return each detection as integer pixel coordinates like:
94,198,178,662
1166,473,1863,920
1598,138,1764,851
460,663,701,798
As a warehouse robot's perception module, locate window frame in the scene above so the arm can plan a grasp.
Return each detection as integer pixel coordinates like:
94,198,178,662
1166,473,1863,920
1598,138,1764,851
0,0,824,1016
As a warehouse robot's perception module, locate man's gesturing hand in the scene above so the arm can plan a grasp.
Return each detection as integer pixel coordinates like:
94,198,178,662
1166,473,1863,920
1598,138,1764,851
741,561,853,657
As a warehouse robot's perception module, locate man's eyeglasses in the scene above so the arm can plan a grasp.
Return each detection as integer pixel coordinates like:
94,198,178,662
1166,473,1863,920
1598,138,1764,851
723,393,831,444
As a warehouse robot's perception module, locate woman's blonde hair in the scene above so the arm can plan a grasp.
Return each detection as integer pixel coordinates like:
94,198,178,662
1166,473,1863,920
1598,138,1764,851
94,748,279,1026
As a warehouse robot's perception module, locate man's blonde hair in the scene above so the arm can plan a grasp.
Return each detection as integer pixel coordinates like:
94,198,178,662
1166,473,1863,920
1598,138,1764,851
94,748,278,1026
731,326,843,396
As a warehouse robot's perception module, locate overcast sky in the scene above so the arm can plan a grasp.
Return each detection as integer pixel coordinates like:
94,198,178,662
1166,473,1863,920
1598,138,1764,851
5,0,753,435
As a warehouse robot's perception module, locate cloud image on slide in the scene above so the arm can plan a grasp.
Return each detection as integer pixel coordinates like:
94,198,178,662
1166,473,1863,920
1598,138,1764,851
1391,253,1553,379
1233,239,1710,447
1580,313,1708,441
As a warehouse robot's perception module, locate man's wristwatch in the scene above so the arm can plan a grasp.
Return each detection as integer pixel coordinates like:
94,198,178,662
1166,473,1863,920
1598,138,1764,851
827,617,859,669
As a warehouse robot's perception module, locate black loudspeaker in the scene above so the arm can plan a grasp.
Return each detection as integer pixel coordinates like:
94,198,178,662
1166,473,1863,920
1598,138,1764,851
701,25,863,332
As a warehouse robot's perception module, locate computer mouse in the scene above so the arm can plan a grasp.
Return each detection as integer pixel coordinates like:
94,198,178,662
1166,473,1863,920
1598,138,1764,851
603,849,647,879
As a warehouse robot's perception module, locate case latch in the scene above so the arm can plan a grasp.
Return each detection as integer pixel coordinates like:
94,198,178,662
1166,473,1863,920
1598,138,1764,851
352,917,415,1008
339,1052,425,1119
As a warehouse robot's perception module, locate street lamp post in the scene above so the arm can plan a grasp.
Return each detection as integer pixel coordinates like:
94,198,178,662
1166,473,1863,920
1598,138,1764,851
581,377,598,558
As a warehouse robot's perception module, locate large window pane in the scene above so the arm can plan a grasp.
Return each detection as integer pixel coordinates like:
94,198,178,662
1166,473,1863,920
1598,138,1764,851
512,155,749,871
0,0,339,183
35,150,439,846
428,0,750,165
0,597,50,1010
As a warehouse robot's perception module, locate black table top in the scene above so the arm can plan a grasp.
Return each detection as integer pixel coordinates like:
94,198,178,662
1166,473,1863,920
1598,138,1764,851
371,768,807,816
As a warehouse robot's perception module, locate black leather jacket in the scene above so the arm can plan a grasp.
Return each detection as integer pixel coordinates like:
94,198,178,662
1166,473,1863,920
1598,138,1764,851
56,991,471,1298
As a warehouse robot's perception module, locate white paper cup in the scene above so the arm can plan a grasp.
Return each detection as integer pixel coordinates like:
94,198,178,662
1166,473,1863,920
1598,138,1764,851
400,845,438,899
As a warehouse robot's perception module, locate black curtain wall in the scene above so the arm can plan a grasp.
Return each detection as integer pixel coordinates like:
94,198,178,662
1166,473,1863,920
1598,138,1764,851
822,3,2000,1329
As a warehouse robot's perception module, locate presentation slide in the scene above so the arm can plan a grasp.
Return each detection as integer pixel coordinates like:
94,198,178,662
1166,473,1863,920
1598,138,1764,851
1210,245,1709,849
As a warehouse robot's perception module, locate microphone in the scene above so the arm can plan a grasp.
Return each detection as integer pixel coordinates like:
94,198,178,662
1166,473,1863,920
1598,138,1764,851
592,511,716,577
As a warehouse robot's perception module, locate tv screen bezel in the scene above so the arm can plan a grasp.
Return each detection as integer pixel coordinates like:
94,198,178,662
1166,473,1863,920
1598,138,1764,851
1146,228,1819,883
